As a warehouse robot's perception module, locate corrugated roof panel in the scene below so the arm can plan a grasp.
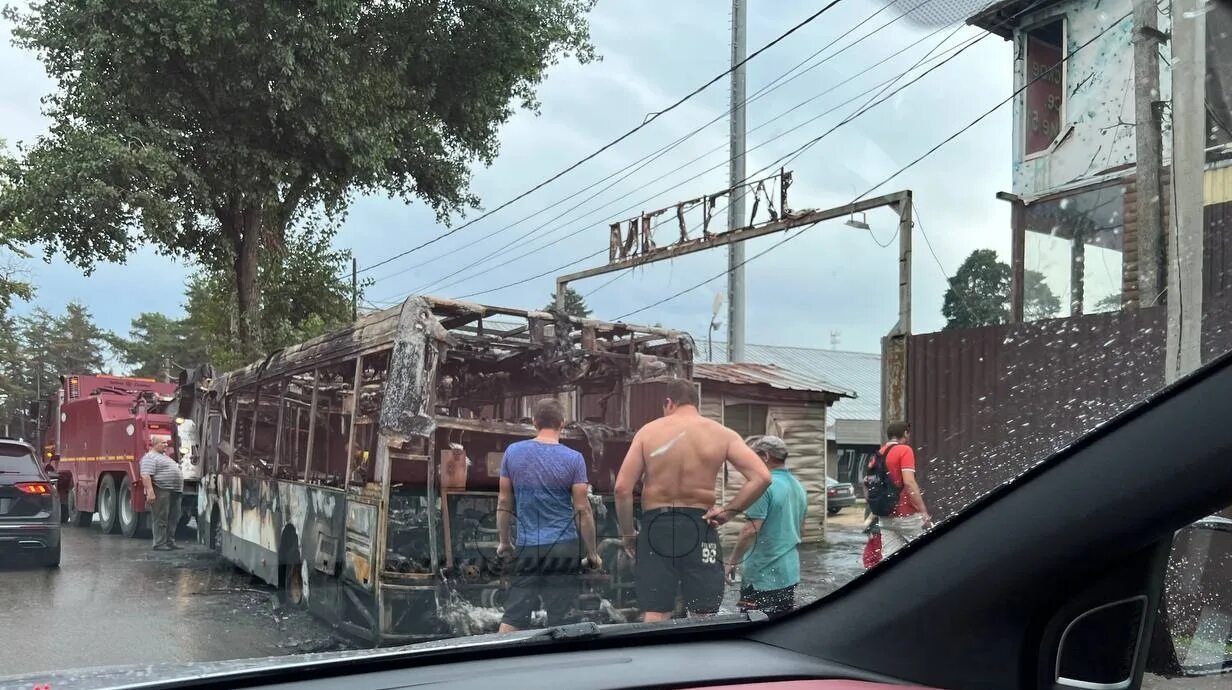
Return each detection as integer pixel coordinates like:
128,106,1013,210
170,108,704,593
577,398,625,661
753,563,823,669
695,340,881,422
693,362,854,398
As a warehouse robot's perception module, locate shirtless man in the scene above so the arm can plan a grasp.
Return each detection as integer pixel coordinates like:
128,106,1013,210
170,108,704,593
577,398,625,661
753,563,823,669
615,378,772,622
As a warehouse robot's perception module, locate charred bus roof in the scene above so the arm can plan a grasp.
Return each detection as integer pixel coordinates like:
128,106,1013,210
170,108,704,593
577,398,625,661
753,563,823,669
208,296,695,438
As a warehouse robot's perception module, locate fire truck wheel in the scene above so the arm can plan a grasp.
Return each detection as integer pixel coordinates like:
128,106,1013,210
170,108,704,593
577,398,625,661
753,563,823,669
97,474,120,534
119,476,143,538
67,488,92,527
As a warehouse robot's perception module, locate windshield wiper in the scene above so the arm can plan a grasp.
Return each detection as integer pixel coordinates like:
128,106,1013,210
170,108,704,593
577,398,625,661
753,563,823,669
523,610,769,643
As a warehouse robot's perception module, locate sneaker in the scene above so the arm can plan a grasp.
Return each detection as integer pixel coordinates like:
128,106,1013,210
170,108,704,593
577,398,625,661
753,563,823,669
168,544,182,550
152,545,170,551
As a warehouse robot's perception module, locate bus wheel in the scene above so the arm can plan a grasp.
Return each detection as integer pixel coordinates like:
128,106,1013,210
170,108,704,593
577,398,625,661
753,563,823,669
284,562,305,607
175,510,194,540
119,476,142,538
209,506,222,551
97,474,120,534
280,529,305,608
67,487,92,527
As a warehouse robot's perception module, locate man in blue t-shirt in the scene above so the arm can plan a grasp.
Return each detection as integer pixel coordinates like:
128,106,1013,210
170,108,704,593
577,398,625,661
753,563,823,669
496,399,601,631
726,435,808,616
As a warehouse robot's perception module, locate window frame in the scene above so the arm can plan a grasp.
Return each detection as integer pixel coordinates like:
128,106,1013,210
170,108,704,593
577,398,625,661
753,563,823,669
1021,14,1068,161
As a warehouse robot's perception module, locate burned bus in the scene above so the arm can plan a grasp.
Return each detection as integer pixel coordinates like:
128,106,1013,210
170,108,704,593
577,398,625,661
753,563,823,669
188,296,693,643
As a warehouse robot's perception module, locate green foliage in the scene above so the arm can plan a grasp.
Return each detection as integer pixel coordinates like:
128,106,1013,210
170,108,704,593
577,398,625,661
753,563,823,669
545,286,592,319
0,0,598,355
108,312,208,380
112,220,360,373
943,250,1062,329
943,250,1010,328
1024,270,1063,321
0,302,111,438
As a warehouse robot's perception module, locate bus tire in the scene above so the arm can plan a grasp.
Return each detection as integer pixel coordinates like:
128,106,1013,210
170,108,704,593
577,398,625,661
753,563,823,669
175,510,193,540
97,474,120,534
209,505,222,551
119,476,142,538
279,528,305,608
67,487,92,527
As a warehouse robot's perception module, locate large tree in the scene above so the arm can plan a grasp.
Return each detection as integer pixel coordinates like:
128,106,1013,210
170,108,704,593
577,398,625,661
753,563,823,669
113,220,360,374
943,249,1062,328
1,0,597,357
545,286,592,319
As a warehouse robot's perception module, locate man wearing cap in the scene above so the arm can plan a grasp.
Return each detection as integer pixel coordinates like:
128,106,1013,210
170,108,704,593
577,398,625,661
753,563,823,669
726,435,808,616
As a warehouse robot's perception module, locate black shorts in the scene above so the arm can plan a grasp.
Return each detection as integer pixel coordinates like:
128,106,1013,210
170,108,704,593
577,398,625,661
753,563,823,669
501,540,582,629
739,583,796,616
636,507,725,615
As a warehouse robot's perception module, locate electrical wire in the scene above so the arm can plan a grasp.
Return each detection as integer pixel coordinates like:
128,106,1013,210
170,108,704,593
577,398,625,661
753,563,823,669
356,0,850,276
365,0,932,288
374,25,981,301
371,1,953,294
611,10,1132,323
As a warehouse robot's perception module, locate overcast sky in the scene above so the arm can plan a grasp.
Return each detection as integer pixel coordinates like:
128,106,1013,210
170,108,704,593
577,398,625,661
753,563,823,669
0,0,1014,357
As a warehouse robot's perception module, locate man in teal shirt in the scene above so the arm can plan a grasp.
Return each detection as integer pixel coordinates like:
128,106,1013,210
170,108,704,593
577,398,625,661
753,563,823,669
726,435,807,615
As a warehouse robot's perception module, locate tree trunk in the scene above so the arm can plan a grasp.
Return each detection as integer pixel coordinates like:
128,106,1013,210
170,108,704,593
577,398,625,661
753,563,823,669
229,207,263,360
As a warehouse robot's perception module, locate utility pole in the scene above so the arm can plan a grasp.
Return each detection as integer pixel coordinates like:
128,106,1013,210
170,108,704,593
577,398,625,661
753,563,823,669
726,0,748,363
352,257,359,321
162,354,171,383
1166,0,1206,382
1133,0,1166,306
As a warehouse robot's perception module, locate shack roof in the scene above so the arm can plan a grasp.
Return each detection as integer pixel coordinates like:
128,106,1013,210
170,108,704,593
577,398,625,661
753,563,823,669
694,362,854,402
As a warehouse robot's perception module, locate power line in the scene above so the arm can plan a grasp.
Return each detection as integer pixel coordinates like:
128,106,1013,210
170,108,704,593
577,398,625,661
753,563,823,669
366,0,927,288
564,25,979,303
612,10,1131,322
390,25,985,306
356,0,849,277
376,24,979,302
371,1,949,294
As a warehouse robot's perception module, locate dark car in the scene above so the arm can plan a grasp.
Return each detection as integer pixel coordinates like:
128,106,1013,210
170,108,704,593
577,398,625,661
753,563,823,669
825,477,856,514
0,439,61,567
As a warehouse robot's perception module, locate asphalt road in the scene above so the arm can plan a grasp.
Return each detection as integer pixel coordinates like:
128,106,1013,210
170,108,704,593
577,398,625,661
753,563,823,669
0,511,870,681
0,521,349,678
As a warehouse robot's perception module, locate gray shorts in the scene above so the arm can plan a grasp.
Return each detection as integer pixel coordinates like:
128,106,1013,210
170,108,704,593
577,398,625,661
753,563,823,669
880,514,925,557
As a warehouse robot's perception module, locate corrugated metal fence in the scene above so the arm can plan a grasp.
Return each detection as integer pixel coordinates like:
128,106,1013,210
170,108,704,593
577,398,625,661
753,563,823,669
907,308,1166,520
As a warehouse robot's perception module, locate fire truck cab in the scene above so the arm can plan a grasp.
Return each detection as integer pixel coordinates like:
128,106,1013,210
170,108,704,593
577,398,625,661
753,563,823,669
40,374,199,537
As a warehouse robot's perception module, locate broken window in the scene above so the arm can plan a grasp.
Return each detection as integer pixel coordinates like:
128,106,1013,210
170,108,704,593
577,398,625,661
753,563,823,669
1023,18,1065,157
307,360,355,487
1024,184,1125,319
278,370,314,481
724,403,768,440
351,350,390,490
251,383,279,470
230,388,257,469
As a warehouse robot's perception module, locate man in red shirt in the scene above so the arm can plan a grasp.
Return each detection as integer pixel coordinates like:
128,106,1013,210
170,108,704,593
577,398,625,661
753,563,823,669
879,421,932,556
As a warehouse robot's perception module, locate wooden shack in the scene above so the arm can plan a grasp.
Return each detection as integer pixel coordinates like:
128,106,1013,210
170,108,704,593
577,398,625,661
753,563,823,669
693,362,852,545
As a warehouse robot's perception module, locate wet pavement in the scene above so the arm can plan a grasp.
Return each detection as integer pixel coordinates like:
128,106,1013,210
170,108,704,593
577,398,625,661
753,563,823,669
0,512,870,679
0,521,350,678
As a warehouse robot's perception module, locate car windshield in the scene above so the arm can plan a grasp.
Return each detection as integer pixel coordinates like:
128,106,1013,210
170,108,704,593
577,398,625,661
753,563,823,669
1,0,1230,682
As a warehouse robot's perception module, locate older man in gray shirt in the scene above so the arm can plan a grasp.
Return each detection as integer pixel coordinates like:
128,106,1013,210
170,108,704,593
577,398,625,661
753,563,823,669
140,436,183,551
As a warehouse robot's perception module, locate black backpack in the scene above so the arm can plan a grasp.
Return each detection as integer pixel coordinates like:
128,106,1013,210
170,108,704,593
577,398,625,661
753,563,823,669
863,444,902,517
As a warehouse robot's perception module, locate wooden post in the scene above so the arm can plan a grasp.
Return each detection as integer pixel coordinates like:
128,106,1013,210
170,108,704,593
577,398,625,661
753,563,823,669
1133,0,1166,307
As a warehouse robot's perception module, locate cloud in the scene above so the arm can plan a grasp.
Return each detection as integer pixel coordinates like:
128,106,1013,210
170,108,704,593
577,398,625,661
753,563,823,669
0,0,1014,356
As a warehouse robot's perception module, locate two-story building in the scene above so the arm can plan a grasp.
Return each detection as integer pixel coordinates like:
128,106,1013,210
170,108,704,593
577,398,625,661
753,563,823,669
899,0,1232,518
968,0,1231,320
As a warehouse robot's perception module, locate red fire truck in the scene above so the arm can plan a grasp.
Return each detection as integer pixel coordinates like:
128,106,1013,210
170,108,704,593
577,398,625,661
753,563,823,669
37,374,201,537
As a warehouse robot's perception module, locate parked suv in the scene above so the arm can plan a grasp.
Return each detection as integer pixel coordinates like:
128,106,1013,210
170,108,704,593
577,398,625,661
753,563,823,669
0,439,61,567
